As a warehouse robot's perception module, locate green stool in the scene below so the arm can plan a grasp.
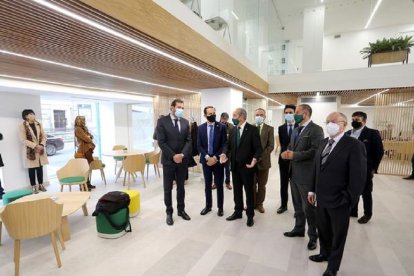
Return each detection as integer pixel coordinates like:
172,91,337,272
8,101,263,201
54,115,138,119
2,189,33,205
96,208,130,239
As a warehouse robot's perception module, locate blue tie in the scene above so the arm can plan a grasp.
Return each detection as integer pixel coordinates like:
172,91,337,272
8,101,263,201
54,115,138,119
208,125,214,155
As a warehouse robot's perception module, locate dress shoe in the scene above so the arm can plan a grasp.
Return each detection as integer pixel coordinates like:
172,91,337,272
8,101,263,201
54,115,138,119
357,215,371,224
38,184,47,192
350,213,358,218
166,214,174,226
200,207,212,215
212,183,217,189
257,205,265,213
403,175,414,180
283,230,305,237
32,185,39,194
226,213,242,221
217,208,224,217
309,254,328,262
247,217,254,227
307,239,317,250
178,210,191,220
225,183,232,190
277,206,287,214
322,269,337,276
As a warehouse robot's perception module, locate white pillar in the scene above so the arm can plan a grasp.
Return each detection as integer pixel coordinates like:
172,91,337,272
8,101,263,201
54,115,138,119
200,88,243,123
302,5,325,73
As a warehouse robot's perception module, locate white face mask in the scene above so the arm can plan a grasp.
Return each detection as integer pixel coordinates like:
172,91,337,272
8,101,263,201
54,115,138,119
326,122,340,137
284,113,294,122
255,116,264,125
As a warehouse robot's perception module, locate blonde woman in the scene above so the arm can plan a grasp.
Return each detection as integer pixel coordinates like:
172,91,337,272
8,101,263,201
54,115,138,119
74,116,95,190
19,109,49,194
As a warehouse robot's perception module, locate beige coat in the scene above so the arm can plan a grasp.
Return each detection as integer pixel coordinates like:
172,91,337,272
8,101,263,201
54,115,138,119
19,121,49,168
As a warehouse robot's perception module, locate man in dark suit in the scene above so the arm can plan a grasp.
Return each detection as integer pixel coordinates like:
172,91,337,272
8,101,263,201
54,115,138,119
308,112,366,276
222,107,262,227
197,106,228,217
219,112,234,190
254,108,274,213
346,111,384,224
281,104,324,251
277,104,297,214
156,99,192,226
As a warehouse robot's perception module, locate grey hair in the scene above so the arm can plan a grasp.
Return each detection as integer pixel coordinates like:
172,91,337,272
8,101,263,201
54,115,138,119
235,108,247,119
338,112,348,124
255,107,266,114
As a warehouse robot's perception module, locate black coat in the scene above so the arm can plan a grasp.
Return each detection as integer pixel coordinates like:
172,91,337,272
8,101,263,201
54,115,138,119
345,127,384,173
278,122,298,163
311,135,367,208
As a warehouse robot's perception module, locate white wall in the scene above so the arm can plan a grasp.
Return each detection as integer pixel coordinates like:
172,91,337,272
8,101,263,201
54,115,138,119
0,92,44,191
99,102,116,155
323,23,414,71
114,103,130,149
200,88,243,123
302,5,325,72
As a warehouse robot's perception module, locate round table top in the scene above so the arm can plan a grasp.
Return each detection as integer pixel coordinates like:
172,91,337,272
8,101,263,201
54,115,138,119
102,149,154,157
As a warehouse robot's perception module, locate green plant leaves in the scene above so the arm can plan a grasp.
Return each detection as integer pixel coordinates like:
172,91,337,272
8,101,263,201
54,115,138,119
360,35,413,59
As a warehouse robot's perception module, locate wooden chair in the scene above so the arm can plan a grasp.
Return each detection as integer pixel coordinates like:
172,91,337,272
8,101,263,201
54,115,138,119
113,145,126,174
89,157,107,186
57,159,89,192
0,198,65,276
145,148,161,180
123,154,146,189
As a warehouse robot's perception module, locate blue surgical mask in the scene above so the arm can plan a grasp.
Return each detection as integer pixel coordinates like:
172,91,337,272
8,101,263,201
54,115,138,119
284,114,294,122
175,108,184,118
255,116,264,125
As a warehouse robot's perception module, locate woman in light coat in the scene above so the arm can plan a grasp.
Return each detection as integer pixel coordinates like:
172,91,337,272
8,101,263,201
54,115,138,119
74,116,95,190
19,109,49,194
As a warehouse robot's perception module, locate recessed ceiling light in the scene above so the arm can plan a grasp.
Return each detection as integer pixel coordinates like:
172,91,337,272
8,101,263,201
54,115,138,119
354,88,389,105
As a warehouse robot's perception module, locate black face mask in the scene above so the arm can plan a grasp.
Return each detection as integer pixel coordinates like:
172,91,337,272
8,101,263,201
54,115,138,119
352,121,363,129
206,114,216,123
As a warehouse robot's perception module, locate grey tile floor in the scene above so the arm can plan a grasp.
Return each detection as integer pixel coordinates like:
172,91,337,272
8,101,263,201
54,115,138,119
1,157,413,276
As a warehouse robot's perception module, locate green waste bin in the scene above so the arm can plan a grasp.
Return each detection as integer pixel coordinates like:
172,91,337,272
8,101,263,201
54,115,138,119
96,208,130,239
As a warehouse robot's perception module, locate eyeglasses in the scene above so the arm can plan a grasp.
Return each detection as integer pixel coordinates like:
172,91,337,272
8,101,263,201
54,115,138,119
325,121,346,124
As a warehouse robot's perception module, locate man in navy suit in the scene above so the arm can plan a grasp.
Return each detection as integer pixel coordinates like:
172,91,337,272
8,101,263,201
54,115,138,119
346,111,384,224
156,99,192,226
198,106,228,216
308,112,366,276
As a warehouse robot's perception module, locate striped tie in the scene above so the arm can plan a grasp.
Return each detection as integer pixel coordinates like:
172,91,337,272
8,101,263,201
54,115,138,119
321,139,335,165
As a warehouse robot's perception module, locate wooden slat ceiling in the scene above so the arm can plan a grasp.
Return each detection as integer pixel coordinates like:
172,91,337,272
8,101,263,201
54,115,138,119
0,0,264,98
269,87,414,106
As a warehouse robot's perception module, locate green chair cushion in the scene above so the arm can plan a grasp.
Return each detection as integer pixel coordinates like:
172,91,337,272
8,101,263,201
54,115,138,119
60,176,86,184
114,156,125,161
3,189,33,205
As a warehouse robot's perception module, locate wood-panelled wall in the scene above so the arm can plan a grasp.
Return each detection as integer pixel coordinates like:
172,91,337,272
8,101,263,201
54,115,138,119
375,90,414,175
153,94,201,126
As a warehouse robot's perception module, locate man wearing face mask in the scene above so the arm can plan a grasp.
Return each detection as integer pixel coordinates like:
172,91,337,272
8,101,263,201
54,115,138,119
345,111,384,224
219,112,234,190
197,106,228,216
221,108,262,227
156,99,192,226
308,112,366,276
281,104,323,251
254,108,274,213
277,104,297,214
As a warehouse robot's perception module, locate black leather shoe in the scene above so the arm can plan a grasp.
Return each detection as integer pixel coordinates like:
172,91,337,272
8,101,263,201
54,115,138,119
200,207,211,215
226,212,242,221
357,215,371,224
217,208,223,217
277,206,287,214
403,175,414,180
283,230,305,237
178,210,191,220
247,217,254,227
166,214,174,226
350,213,358,218
307,239,317,250
309,254,328,262
322,269,337,276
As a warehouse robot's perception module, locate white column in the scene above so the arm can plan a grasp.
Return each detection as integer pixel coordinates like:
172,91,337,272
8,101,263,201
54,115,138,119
200,88,243,123
302,5,325,73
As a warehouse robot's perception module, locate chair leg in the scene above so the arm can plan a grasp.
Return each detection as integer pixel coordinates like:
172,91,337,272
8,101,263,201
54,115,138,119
56,229,65,250
14,239,21,276
50,232,62,268
123,171,127,186
128,173,131,190
114,160,118,174
69,185,72,192
60,185,64,192
156,164,161,177
0,221,2,246
141,172,146,188
101,169,107,186
146,163,149,180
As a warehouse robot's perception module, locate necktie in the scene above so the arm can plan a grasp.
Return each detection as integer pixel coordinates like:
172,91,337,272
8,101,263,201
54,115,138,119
174,119,180,133
288,125,292,138
294,126,304,145
208,125,214,155
321,139,335,165
236,127,241,148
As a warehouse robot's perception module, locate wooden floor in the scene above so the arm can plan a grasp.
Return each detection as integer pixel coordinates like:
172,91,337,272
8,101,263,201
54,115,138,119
1,156,414,276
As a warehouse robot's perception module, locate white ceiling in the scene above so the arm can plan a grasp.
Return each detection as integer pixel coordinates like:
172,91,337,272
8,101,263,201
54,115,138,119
274,0,414,39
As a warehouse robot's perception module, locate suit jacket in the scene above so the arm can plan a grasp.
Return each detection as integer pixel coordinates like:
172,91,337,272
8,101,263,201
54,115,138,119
226,122,262,171
257,123,274,170
288,121,324,185
345,127,384,173
278,122,298,164
311,135,367,208
197,121,228,165
156,114,192,166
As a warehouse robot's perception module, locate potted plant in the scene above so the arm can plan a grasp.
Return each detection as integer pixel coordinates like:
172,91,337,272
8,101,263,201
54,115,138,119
360,35,413,67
